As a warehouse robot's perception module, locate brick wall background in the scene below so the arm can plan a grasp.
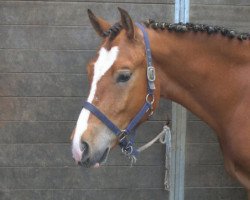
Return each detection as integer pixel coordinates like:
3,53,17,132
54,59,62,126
185,0,250,199
0,1,174,200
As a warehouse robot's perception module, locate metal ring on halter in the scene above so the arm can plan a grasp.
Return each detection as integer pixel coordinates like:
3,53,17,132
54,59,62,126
146,94,155,116
146,93,155,104
122,145,133,155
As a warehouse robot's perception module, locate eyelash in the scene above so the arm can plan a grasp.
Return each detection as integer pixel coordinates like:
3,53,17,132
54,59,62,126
116,72,132,83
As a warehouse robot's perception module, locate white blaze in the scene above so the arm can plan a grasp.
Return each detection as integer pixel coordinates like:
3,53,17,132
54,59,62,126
72,46,119,162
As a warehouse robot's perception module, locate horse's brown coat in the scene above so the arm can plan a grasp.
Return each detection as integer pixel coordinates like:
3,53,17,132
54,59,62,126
72,8,250,198
148,29,250,197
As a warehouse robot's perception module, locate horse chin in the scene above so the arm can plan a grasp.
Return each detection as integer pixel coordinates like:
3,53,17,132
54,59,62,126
80,147,110,168
94,147,110,167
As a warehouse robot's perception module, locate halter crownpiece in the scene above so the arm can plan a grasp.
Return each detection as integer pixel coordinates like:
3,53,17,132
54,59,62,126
135,22,156,91
82,22,156,158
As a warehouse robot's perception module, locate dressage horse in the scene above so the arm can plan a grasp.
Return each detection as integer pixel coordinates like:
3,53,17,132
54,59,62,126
70,8,250,198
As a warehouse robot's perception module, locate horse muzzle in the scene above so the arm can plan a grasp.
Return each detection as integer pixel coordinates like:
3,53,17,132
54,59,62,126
77,142,110,168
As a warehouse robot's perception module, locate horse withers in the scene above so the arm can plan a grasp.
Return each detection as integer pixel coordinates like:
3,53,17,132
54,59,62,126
70,8,250,198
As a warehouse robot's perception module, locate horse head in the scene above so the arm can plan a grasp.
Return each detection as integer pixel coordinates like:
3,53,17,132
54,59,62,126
71,8,161,168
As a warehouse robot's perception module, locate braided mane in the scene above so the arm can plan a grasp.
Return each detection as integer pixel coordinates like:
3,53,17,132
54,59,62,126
102,19,250,41
143,19,250,41
103,22,123,40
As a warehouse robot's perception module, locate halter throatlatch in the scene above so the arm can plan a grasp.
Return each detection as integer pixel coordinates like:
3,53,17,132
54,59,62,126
82,22,156,159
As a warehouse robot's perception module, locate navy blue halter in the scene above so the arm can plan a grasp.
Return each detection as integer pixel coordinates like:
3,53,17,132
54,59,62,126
83,22,156,157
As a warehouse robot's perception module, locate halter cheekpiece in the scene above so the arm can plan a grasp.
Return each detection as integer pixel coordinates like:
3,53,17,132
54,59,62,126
83,22,156,159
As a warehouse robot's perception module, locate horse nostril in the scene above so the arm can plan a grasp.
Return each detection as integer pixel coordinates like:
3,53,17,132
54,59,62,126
81,141,90,163
81,141,89,155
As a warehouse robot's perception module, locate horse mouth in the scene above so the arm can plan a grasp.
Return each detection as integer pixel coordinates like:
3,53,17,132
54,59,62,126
98,147,110,165
80,147,110,168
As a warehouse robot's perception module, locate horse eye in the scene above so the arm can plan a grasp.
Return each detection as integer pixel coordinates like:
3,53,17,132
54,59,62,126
116,72,132,83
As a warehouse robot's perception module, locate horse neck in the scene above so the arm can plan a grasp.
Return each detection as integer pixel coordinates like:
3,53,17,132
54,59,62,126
148,29,250,132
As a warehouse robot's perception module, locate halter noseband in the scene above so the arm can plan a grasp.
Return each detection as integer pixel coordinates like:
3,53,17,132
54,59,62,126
82,22,156,158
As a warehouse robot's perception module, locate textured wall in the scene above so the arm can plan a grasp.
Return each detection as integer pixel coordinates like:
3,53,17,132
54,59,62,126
2,1,248,200
185,1,250,199
0,1,174,200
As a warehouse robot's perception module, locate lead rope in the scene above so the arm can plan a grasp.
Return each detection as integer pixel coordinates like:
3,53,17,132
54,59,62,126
163,125,171,191
137,124,172,191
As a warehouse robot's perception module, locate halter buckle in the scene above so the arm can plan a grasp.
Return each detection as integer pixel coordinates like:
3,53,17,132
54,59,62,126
147,66,156,82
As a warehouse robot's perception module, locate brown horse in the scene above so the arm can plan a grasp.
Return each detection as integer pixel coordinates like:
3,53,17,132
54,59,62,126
70,8,250,198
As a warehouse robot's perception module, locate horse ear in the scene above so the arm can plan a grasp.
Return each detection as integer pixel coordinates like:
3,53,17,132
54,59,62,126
118,7,135,40
87,9,111,37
